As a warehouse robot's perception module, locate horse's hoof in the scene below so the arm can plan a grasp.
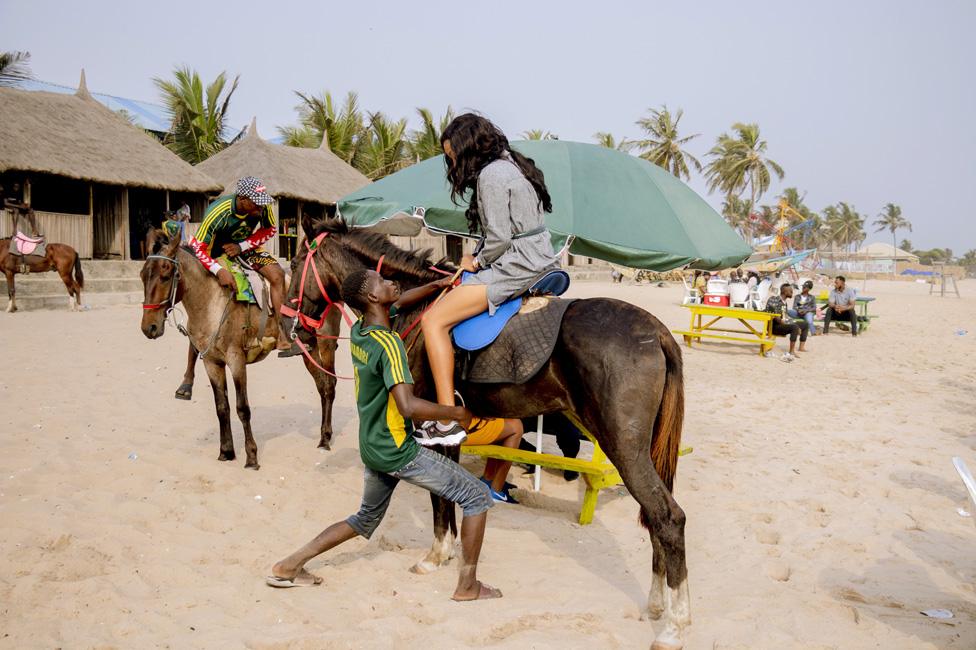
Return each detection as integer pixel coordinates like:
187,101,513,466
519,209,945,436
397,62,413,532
174,383,193,400
218,452,236,462
650,628,684,650
409,561,440,575
318,441,332,451
245,462,260,470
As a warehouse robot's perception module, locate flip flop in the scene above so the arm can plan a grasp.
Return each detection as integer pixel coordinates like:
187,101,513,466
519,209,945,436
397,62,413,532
452,581,503,602
174,383,193,400
265,569,322,588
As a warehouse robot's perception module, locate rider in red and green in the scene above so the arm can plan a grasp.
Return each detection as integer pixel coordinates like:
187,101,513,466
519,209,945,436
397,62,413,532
189,176,291,351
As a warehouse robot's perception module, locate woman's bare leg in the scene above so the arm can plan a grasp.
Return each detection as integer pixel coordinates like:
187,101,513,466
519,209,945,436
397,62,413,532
421,284,489,414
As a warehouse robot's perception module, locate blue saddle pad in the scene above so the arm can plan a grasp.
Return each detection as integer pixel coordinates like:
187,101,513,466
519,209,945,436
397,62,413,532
452,270,570,352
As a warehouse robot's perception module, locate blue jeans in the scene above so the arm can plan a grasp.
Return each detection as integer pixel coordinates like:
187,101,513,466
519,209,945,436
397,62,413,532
788,309,816,334
345,446,492,539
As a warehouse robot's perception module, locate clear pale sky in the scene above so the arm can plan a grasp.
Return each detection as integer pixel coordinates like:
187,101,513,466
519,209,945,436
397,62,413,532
3,0,973,252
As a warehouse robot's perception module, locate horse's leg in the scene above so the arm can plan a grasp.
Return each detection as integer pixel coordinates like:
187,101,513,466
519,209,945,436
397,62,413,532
55,260,77,311
410,447,459,574
202,358,235,461
175,342,197,400
3,270,15,313
229,354,259,469
305,308,339,449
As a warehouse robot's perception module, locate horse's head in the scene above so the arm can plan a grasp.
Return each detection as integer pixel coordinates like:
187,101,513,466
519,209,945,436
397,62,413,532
280,214,352,344
139,230,181,339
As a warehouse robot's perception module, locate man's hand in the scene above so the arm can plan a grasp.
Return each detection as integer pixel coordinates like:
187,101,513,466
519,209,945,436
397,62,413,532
222,243,242,257
434,276,456,289
460,254,478,273
216,268,235,290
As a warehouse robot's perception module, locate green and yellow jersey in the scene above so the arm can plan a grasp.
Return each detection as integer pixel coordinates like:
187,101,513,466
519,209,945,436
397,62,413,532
349,315,419,473
189,194,276,274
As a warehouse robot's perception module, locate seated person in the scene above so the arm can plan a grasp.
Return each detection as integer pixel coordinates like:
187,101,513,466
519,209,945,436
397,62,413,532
765,283,809,361
789,280,818,335
694,271,710,297
419,114,561,443
824,275,858,336
463,418,524,503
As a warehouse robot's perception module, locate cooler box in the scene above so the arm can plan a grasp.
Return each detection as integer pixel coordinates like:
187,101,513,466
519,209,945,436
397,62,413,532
704,293,730,306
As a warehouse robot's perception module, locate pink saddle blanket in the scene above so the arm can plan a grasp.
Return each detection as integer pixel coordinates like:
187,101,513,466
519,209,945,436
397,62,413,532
12,231,44,256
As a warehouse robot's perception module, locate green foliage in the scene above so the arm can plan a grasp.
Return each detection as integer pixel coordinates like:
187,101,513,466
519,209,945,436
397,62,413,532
593,132,634,152
0,50,32,87
704,123,784,223
153,66,239,164
357,112,409,180
407,107,455,162
825,202,865,251
958,249,976,269
634,106,701,180
521,129,558,140
915,248,953,265
899,239,913,253
278,91,366,164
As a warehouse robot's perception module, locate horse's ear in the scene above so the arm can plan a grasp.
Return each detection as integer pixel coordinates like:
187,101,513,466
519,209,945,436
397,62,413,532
301,212,316,240
145,227,164,255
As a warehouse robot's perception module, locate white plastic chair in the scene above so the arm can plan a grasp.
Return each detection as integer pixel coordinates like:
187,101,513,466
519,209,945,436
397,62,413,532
953,457,976,528
681,276,701,305
752,278,771,310
730,282,750,308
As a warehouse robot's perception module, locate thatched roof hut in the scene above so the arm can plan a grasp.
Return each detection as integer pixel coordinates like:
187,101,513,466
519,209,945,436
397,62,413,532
196,118,369,204
0,71,220,259
0,72,219,193
196,118,370,258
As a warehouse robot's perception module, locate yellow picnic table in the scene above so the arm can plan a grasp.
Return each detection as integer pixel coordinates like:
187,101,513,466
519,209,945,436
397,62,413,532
673,303,776,356
462,411,692,525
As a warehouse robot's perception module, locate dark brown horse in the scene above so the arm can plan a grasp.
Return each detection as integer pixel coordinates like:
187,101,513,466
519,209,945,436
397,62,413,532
0,239,84,312
284,216,690,650
139,232,341,469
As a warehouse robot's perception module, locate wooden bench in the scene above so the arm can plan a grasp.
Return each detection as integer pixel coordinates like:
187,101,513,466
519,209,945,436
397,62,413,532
461,411,692,524
673,303,777,356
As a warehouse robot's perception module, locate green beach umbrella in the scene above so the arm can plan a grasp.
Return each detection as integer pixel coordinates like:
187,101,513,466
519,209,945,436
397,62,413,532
338,140,751,271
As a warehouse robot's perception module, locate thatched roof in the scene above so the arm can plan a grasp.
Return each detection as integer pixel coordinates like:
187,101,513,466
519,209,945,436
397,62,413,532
0,71,220,193
196,118,370,204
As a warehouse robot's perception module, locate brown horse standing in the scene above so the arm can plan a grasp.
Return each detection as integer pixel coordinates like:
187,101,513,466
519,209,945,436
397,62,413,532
284,217,691,650
140,232,341,468
0,239,84,312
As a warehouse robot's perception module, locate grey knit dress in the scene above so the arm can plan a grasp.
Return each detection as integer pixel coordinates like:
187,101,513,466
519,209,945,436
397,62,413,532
463,154,561,313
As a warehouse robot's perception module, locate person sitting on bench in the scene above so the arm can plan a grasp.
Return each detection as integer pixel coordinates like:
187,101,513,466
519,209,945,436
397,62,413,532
462,418,525,503
824,275,858,337
765,283,809,361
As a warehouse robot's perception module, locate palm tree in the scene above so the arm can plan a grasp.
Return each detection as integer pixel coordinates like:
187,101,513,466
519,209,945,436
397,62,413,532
357,112,409,180
826,202,865,252
0,50,31,87
634,106,701,180
899,239,914,253
873,203,911,273
703,123,785,235
593,132,634,152
959,249,976,270
408,107,455,162
153,66,239,164
278,90,366,164
720,195,752,238
521,129,557,140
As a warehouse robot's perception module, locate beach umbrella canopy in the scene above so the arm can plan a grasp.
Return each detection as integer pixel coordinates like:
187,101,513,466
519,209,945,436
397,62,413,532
337,140,751,271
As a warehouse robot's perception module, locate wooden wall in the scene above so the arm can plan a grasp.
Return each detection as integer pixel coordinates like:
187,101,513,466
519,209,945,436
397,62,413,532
1,208,93,258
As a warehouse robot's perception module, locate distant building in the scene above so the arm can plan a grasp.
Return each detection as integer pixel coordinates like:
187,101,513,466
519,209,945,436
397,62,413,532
0,72,220,259
821,242,919,274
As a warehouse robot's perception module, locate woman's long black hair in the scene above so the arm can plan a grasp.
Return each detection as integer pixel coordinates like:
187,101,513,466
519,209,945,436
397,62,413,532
441,113,552,235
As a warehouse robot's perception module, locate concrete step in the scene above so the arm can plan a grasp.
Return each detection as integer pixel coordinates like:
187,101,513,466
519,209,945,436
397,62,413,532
80,260,144,279
0,276,143,295
3,291,143,311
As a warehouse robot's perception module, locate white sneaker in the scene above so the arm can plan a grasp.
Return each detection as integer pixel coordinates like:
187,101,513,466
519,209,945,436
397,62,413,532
413,420,468,447
781,353,795,363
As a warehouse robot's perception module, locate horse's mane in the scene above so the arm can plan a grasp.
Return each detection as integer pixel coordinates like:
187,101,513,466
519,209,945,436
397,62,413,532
311,217,456,282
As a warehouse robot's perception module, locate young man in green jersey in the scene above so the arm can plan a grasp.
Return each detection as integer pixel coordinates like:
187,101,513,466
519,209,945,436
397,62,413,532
267,269,501,601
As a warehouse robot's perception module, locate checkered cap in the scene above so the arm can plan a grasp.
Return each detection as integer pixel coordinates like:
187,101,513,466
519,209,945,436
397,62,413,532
236,176,273,206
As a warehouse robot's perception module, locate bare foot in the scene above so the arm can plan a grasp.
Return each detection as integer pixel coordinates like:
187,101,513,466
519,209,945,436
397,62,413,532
452,581,503,601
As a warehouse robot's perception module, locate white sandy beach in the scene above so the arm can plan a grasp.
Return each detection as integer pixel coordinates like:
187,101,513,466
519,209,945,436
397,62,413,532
0,278,974,649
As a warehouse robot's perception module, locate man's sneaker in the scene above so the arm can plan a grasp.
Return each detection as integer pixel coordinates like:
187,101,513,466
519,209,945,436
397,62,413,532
414,420,468,447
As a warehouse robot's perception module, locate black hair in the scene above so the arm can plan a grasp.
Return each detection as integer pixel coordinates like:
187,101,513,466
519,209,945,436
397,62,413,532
340,268,372,313
836,275,846,283
803,280,814,289
780,283,792,294
441,113,552,234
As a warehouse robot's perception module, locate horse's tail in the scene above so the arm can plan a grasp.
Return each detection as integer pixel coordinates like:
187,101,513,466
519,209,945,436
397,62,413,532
72,250,85,289
650,332,685,492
